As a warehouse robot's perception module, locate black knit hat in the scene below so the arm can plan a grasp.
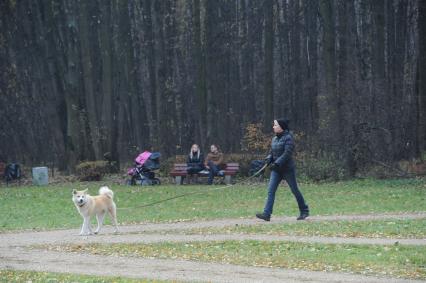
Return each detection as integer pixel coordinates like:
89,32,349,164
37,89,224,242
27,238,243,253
276,118,290,130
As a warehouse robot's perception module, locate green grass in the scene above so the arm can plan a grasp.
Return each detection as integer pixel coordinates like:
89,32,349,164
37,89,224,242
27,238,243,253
2,177,426,280
43,241,426,280
0,177,425,231
0,270,169,283
175,219,426,239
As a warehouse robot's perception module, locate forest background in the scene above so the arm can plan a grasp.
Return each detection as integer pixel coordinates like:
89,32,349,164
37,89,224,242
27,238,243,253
0,0,425,179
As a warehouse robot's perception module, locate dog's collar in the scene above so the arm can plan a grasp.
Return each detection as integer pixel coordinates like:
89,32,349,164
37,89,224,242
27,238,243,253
78,202,86,207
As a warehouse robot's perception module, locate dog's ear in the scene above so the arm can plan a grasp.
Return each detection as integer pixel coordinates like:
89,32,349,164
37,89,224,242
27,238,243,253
72,189,77,195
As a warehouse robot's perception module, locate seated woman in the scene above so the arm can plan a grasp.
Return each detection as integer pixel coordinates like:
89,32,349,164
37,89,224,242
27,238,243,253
204,144,224,185
186,144,205,178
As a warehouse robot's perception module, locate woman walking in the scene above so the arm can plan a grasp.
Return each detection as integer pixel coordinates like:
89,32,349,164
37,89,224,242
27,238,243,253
256,118,309,221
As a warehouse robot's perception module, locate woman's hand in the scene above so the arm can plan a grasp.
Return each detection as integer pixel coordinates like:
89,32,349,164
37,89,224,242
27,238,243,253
264,157,272,166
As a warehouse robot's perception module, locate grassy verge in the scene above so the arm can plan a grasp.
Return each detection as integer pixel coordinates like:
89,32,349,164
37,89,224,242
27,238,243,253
41,241,426,280
0,269,169,283
172,219,426,239
0,177,425,231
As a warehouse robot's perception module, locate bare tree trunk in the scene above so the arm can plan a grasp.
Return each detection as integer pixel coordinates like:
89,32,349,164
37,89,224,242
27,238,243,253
304,0,319,134
419,0,426,157
318,0,342,151
193,0,207,148
393,0,408,159
99,1,114,158
204,0,216,143
143,0,158,147
264,0,274,126
78,1,100,160
62,0,82,171
371,0,386,121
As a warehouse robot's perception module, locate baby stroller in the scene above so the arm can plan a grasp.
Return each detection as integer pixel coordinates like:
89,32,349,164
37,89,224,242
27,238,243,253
127,151,161,185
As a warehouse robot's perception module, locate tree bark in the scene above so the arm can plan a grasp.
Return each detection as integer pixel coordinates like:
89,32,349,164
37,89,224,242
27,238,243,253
78,0,100,160
264,0,274,126
193,0,207,148
418,0,426,157
319,0,341,150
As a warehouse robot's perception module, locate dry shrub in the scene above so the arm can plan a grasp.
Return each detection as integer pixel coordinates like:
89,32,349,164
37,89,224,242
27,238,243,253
241,123,271,153
75,161,115,181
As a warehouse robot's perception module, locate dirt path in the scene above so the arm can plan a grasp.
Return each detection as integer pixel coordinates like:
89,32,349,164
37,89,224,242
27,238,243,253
1,212,425,282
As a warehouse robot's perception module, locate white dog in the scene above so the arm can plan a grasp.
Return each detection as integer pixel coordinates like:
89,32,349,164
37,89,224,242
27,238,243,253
72,186,118,235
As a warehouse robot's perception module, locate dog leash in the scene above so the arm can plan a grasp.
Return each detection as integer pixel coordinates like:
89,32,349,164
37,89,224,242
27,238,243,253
117,163,268,210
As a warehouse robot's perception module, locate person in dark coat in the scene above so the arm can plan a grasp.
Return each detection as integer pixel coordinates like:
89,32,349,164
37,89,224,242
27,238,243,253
187,144,205,174
256,118,309,221
186,144,205,184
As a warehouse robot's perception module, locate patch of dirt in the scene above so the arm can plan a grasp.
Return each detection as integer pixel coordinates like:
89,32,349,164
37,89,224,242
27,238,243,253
1,213,425,283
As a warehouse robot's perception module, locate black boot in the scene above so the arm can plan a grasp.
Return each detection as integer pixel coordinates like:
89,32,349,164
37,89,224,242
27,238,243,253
297,210,309,220
256,213,270,221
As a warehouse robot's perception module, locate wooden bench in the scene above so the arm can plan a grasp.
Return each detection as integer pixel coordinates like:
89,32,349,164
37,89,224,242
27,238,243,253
170,162,239,185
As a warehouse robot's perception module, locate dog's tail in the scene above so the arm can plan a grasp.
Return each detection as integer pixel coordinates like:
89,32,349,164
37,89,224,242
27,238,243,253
99,186,114,199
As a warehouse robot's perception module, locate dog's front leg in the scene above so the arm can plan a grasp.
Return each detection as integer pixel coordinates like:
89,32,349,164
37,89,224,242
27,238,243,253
81,216,92,235
79,221,85,236
87,221,93,234
80,217,89,235
86,217,93,235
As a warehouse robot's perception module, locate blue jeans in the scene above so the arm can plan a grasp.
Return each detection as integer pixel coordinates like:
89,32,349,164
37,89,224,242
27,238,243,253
207,161,220,185
263,168,308,216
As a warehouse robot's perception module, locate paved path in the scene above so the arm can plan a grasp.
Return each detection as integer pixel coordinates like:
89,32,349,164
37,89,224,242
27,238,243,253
1,212,425,282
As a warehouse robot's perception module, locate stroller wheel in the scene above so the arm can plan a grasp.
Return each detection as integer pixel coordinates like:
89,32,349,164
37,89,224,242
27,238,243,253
153,178,161,185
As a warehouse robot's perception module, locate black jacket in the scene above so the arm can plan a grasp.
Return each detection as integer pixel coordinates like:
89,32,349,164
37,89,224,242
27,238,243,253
265,130,295,171
187,152,204,168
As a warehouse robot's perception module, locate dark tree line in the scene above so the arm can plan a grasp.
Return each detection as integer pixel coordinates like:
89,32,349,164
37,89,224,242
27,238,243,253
0,0,424,175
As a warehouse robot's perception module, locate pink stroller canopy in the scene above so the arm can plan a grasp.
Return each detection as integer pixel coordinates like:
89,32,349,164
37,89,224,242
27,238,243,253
135,151,152,165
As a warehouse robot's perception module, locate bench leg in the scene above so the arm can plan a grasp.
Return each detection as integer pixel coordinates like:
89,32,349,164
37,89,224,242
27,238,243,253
189,175,199,184
224,175,232,185
175,176,183,185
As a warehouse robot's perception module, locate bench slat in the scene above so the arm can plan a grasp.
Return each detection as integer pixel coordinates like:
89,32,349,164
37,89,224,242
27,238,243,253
170,162,239,185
